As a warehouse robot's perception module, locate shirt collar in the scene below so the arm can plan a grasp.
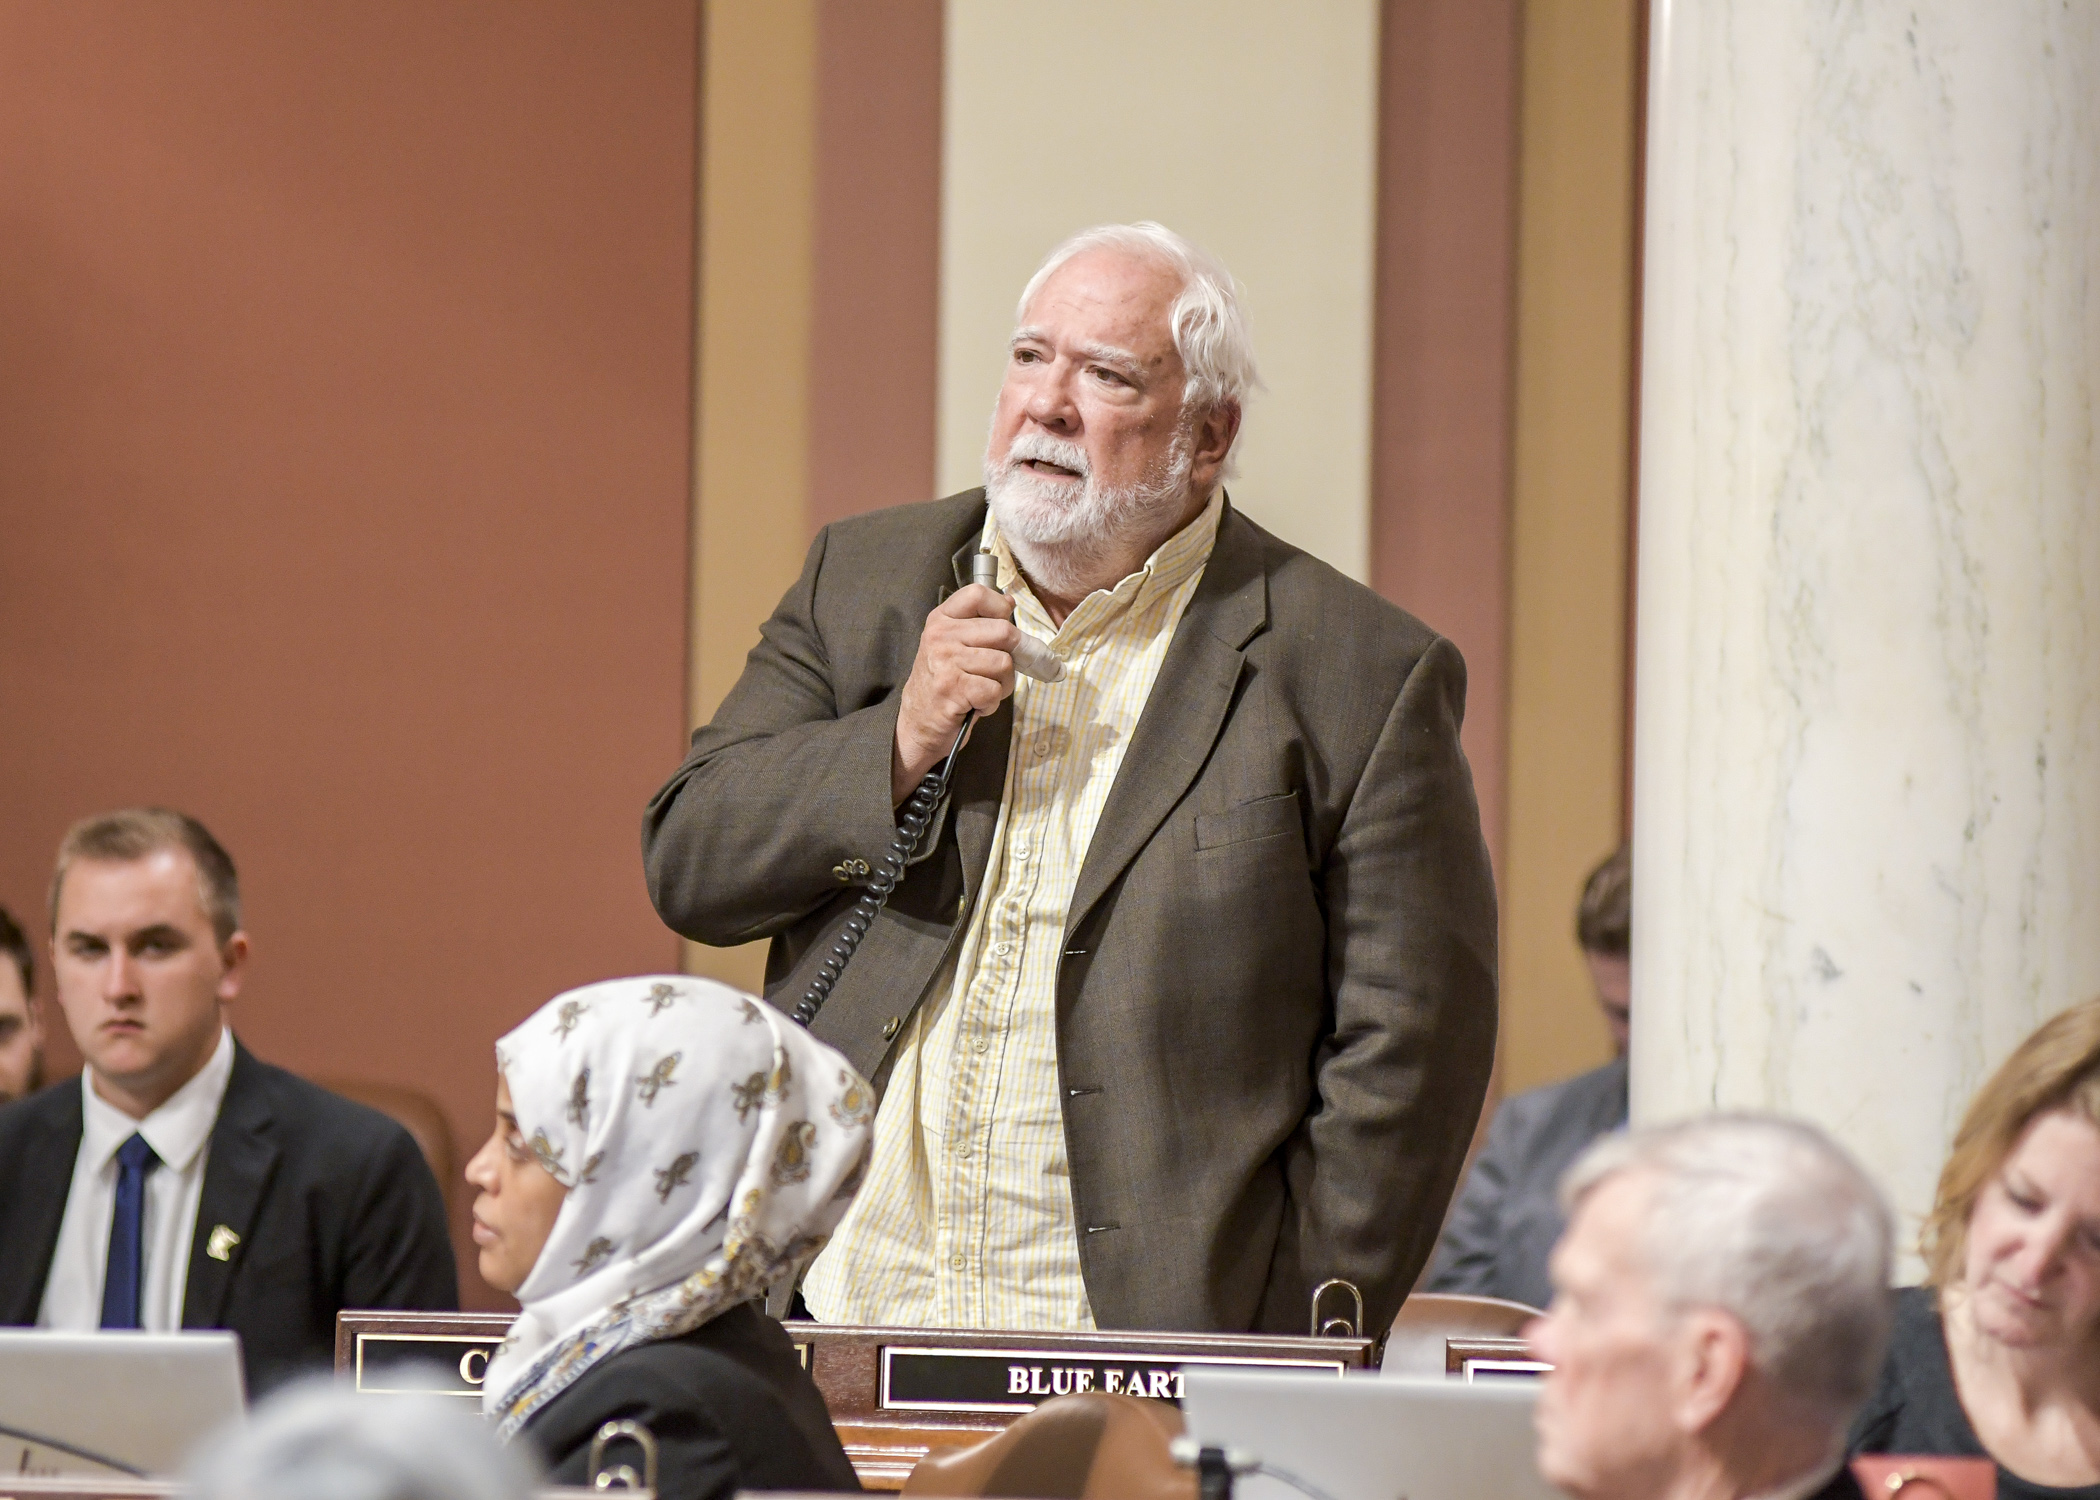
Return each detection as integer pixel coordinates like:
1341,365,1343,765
80,1027,236,1173
982,489,1224,636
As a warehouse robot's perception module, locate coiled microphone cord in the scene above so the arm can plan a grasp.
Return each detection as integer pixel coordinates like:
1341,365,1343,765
791,712,973,1028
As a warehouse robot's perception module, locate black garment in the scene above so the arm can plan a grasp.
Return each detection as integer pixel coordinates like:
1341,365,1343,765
1850,1286,2100,1500
0,1039,457,1395
1809,1465,1868,1500
1425,1055,1628,1309
520,1302,858,1500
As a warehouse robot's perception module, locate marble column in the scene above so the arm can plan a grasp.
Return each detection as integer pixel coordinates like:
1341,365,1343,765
1631,0,2100,1266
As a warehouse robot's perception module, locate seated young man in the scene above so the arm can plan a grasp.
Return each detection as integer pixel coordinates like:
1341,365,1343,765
1429,844,1632,1308
0,904,45,1103
0,808,456,1393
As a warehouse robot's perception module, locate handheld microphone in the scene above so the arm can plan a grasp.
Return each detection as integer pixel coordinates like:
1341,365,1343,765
972,551,1064,683
792,551,1059,1027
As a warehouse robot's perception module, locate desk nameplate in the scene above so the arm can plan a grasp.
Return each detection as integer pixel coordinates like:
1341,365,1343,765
338,1309,1373,1490
878,1345,1347,1414
354,1332,505,1397
340,1315,809,1400
1443,1336,1543,1379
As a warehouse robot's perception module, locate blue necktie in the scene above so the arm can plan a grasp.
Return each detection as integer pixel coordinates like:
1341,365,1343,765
100,1133,161,1330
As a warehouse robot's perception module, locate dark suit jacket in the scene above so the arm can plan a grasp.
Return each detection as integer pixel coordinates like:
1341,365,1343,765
0,1039,457,1394
1817,1467,1868,1500
642,491,1499,1336
1425,1055,1628,1309
523,1301,858,1498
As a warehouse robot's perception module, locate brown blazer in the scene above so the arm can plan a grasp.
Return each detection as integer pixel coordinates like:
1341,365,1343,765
641,492,1497,1336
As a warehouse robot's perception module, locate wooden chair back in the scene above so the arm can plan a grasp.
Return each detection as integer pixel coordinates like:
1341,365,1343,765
1379,1291,1540,1374
316,1078,457,1208
903,1393,1193,1500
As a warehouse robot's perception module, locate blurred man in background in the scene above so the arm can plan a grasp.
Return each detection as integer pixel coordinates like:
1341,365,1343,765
0,808,456,1392
0,905,46,1103
1530,1115,1892,1500
1428,844,1630,1308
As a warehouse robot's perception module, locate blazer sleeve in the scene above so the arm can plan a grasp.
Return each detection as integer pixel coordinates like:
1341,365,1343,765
641,525,913,946
1264,634,1500,1335
340,1122,458,1311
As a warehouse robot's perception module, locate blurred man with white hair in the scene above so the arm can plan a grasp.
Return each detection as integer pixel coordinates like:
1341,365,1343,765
645,222,1496,1334
188,1377,541,1500
1531,1114,1895,1500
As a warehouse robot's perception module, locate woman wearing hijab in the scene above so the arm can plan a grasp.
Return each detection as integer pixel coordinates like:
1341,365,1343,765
465,975,871,1497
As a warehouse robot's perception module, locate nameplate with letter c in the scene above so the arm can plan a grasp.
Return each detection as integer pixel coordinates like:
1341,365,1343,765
353,1333,507,1398
878,1346,1346,1414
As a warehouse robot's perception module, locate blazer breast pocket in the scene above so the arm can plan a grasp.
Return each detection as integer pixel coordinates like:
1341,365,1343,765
1194,791,1302,851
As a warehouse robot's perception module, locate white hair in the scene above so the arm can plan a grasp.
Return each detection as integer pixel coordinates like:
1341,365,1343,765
1562,1113,1894,1420
1016,221,1262,419
187,1377,541,1500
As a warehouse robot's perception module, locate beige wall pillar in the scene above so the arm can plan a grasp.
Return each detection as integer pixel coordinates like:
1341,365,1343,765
1499,0,1644,1093
685,0,821,991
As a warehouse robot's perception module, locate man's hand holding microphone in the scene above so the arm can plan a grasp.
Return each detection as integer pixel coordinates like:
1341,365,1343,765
891,555,1062,805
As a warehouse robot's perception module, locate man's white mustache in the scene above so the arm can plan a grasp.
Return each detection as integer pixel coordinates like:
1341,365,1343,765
1005,433,1091,479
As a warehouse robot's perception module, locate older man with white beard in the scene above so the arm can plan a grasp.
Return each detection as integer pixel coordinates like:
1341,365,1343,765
643,222,1497,1335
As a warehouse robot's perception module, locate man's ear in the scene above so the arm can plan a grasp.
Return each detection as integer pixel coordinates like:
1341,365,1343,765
1195,400,1242,467
1669,1307,1753,1434
216,931,251,1004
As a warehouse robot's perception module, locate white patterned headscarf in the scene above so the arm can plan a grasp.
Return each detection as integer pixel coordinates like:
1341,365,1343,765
481,976,873,1436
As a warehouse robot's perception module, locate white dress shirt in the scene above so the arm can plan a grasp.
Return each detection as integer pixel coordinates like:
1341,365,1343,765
37,1028,236,1331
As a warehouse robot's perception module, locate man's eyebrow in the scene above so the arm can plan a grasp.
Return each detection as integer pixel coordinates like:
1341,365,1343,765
1008,330,1146,379
1074,341,1145,378
127,923,189,947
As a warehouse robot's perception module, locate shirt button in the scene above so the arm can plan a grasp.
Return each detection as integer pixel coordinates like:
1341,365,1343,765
974,1037,990,1053
1012,845,1030,862
993,942,1012,957
1034,739,1051,756
957,1144,973,1159
950,1253,966,1270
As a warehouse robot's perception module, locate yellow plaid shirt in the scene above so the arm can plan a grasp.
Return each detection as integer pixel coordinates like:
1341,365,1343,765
802,493,1223,1330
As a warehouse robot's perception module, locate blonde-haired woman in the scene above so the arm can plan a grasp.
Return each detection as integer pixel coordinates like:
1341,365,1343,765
465,976,871,1498
1851,999,2100,1500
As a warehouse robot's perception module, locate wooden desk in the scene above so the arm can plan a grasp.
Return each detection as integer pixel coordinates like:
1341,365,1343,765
338,1312,1374,1489
0,1483,601,1500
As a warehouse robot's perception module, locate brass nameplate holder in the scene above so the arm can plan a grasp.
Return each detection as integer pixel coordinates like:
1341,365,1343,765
879,1345,1345,1413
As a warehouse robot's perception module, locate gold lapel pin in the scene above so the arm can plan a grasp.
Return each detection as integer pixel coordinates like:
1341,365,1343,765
206,1225,241,1262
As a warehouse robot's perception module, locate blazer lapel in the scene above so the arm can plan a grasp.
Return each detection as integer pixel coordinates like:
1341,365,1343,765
1063,504,1269,940
182,1043,280,1329
0,1089,84,1323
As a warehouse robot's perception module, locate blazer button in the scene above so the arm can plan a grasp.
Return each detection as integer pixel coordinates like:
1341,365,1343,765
881,1015,902,1041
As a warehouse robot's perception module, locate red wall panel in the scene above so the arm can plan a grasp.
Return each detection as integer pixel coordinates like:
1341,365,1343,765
0,0,697,1309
